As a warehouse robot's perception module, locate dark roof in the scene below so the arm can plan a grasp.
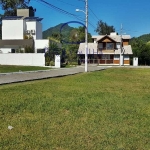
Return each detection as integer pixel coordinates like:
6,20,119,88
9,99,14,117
2,16,23,20
24,17,43,21
0,39,34,48
2,16,43,21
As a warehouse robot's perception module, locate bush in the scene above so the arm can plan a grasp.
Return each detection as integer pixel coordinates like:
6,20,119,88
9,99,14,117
50,61,55,66
25,46,34,53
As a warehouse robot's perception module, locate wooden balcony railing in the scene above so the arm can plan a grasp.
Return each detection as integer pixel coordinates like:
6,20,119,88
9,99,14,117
80,59,113,64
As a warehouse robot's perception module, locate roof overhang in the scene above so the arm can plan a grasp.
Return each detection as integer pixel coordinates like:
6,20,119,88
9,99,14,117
0,39,34,49
97,35,117,43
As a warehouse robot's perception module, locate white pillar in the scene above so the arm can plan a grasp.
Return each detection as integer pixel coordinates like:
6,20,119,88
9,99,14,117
55,55,61,68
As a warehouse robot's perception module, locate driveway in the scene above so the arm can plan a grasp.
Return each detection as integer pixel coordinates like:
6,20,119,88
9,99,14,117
0,66,107,85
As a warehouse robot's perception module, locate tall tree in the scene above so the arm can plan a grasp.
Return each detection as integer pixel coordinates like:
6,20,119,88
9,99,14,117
0,0,30,16
95,20,115,35
69,26,92,43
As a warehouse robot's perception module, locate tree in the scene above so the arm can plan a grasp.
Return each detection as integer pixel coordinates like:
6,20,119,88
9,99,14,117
131,39,150,65
0,0,30,16
95,20,115,35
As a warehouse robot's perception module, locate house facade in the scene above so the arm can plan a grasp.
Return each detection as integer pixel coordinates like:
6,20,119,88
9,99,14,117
0,8,49,54
78,32,133,65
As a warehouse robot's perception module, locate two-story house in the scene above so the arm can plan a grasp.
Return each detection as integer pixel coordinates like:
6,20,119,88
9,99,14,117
78,32,133,65
0,8,49,54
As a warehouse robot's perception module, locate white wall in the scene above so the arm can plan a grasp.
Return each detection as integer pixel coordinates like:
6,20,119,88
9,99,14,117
0,54,45,66
26,21,42,40
133,57,138,66
26,21,36,39
55,55,61,68
34,40,49,53
0,48,11,53
2,20,24,40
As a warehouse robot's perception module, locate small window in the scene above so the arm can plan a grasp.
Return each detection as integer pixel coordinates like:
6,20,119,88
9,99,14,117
124,55,129,60
116,43,120,49
37,49,45,53
11,49,15,53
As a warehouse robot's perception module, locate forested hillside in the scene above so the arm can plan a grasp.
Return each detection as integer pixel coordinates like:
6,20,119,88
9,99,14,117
130,33,150,65
130,33,150,43
43,23,74,39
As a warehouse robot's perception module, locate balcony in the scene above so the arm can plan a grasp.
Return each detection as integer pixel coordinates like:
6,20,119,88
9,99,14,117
98,48,115,54
80,59,114,64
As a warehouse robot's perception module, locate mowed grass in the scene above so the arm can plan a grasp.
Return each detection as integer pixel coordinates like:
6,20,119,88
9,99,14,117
0,65,51,73
0,68,150,150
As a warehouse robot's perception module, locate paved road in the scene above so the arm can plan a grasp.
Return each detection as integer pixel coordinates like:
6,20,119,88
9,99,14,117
0,66,107,85
1,65,149,85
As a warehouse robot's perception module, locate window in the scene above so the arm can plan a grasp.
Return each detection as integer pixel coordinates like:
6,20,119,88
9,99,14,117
99,43,103,49
116,43,120,49
11,49,15,53
114,55,120,60
124,55,129,60
102,54,110,59
37,49,45,53
106,43,114,50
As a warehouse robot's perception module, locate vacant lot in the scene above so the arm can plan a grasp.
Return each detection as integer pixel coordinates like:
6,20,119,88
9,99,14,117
0,68,150,149
0,65,51,73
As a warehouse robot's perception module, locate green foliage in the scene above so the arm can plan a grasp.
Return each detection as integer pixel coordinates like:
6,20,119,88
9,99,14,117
43,23,92,43
43,23,74,39
95,20,115,35
68,26,92,43
0,68,150,149
131,39,150,65
44,25,93,66
64,44,78,64
0,65,51,73
15,48,24,53
45,41,62,66
130,33,150,43
50,60,55,66
24,45,34,53
0,0,30,16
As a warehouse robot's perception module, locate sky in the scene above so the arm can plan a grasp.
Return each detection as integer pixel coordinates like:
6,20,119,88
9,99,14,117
2,0,150,38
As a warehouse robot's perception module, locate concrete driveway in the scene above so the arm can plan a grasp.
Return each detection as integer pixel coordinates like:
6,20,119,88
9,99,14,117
0,66,107,85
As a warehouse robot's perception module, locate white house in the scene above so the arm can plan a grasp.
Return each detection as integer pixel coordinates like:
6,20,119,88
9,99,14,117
0,8,49,54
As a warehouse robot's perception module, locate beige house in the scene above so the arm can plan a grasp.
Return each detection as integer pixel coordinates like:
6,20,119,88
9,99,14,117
78,32,133,65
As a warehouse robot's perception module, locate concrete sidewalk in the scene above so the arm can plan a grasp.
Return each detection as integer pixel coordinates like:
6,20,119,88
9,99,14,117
0,66,107,85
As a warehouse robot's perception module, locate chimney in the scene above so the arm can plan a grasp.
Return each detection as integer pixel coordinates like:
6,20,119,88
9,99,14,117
17,7,35,17
110,32,117,36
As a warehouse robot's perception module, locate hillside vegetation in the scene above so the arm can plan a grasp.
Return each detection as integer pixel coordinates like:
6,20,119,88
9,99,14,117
43,23,74,39
130,33,150,43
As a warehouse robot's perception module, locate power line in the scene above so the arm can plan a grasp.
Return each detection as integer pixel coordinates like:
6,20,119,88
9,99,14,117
55,0,84,9
32,0,96,30
89,7,100,21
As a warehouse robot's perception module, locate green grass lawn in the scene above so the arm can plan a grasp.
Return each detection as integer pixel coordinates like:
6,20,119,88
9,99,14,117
0,65,51,73
0,68,150,149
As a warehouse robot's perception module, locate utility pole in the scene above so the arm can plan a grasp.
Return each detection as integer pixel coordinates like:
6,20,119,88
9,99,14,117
85,0,88,72
76,0,88,72
120,24,123,66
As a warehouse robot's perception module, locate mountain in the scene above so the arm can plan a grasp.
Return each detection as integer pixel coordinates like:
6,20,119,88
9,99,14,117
43,23,74,39
130,33,150,43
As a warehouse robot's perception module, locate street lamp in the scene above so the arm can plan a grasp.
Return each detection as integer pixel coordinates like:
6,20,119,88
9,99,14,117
76,0,88,72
